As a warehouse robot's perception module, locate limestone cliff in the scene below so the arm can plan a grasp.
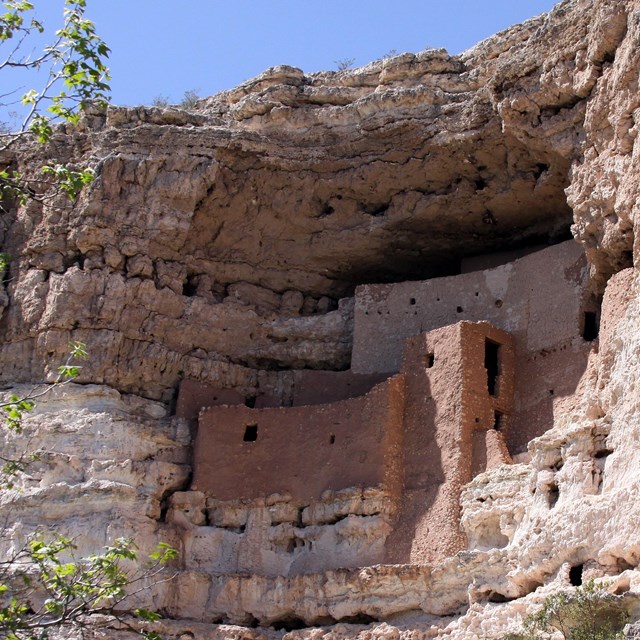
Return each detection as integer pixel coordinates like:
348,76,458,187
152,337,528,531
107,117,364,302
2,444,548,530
2,0,640,638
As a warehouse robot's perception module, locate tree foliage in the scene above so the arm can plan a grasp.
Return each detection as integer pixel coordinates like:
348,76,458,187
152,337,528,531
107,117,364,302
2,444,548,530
0,534,177,640
504,581,628,640
0,0,111,205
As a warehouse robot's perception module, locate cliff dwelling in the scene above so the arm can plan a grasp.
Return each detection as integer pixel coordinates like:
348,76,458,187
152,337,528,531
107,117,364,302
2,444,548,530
171,239,594,575
3,0,640,637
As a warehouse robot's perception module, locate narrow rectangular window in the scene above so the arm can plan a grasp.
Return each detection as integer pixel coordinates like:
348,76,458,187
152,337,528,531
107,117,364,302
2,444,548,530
582,311,599,341
243,424,258,442
485,339,500,396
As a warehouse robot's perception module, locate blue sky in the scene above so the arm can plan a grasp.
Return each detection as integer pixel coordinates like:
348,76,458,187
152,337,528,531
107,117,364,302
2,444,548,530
4,1,560,112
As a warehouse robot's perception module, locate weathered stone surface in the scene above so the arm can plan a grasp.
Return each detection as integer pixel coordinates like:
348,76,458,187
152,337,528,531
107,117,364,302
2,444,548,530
2,0,637,397
4,0,640,639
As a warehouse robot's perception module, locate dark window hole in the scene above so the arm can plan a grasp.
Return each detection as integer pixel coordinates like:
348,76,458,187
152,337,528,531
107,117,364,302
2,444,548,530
244,395,257,408
485,339,501,397
410,297,416,305
495,299,503,308
475,177,488,191
320,204,335,218
243,424,258,442
569,563,584,586
582,311,599,342
456,306,463,313
534,163,550,180
549,389,554,395
493,411,503,431
182,277,198,297
426,353,435,368
329,434,336,444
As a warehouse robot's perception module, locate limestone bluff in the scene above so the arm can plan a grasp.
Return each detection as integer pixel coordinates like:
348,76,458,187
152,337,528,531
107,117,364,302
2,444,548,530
2,0,640,638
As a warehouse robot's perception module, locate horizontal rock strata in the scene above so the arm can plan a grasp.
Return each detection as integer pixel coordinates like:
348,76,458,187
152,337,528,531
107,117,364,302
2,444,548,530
3,0,640,639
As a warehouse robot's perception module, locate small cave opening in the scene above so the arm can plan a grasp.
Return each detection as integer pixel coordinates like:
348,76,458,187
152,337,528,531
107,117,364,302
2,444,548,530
319,203,335,218
582,311,599,342
338,614,378,625
285,537,307,553
243,424,258,442
485,339,501,396
182,276,199,297
271,617,308,631
487,591,515,603
534,163,550,180
363,202,389,217
569,563,584,586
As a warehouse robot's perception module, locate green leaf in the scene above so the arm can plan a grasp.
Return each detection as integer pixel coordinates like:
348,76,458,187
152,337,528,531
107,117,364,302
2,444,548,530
134,608,162,622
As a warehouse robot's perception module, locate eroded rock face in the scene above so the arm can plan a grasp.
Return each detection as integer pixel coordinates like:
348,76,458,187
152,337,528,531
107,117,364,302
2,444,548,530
3,0,640,638
3,0,636,397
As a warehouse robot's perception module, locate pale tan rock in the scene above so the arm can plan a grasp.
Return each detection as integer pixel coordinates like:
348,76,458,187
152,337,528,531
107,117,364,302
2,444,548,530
4,1,640,639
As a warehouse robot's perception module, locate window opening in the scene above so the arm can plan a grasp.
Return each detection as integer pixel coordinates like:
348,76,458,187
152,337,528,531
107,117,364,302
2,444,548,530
485,339,500,396
243,424,258,442
582,311,599,341
493,411,503,431
426,353,435,368
329,434,336,444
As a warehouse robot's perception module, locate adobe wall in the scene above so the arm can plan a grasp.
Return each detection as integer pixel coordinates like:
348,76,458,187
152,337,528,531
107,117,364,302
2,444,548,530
388,322,514,564
352,240,593,454
352,241,588,373
188,320,515,571
191,376,405,503
175,370,388,423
